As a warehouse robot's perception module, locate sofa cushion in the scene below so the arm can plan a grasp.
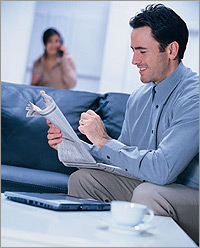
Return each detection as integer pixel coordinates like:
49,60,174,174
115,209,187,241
99,93,129,139
1,82,130,174
1,82,99,174
1,164,69,193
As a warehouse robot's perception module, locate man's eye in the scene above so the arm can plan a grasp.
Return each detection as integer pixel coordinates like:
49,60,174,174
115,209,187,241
140,51,146,54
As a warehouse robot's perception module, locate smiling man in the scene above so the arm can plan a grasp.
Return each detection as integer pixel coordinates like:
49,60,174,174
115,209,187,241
47,4,199,243
131,26,179,85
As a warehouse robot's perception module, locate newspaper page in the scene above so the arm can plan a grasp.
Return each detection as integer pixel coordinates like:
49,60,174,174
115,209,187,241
26,90,135,179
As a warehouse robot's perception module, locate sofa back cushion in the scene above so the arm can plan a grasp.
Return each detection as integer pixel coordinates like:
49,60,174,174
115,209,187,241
98,93,129,140
1,82,129,174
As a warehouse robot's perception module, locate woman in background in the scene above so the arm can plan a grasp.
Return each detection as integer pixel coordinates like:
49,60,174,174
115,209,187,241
31,28,76,89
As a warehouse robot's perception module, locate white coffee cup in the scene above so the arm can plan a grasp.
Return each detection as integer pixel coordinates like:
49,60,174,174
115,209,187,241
111,201,154,226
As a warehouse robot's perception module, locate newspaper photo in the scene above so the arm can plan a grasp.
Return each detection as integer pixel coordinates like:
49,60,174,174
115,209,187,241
26,90,135,179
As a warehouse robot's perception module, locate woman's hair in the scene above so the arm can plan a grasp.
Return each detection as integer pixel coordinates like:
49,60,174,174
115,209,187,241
43,28,62,45
129,4,188,60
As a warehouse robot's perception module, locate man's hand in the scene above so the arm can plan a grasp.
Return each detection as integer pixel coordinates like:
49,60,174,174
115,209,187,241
78,110,111,149
46,120,62,150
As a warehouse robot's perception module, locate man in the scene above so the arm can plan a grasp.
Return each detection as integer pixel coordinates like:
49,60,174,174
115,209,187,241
47,4,199,243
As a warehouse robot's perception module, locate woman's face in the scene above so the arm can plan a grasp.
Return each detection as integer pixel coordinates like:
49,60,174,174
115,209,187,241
45,34,61,56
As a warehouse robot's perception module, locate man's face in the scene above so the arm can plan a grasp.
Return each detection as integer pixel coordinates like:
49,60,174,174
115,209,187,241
131,26,171,85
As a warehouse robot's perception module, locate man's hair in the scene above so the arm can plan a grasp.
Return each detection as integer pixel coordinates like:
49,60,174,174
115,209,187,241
129,4,188,60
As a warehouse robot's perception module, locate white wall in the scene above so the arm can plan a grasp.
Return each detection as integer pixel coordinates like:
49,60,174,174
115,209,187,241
1,1,36,84
99,1,199,94
24,1,110,92
2,1,199,94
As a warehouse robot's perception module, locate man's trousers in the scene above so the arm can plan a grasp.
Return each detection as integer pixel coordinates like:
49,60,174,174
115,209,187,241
68,169,199,244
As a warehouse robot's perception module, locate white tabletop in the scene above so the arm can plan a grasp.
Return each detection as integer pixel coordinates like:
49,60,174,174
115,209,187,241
1,194,197,247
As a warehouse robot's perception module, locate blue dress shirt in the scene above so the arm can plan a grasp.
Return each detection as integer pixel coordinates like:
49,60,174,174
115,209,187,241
85,62,199,189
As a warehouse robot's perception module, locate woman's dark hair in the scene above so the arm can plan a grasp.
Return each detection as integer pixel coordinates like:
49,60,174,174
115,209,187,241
129,4,188,60
43,28,62,45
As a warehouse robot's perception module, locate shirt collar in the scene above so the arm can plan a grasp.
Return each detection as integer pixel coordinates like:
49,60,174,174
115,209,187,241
153,62,186,104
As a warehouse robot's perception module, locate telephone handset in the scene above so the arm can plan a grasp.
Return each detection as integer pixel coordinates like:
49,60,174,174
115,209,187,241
57,37,64,57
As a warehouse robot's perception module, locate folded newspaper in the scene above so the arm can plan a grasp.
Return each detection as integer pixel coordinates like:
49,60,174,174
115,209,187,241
26,90,134,179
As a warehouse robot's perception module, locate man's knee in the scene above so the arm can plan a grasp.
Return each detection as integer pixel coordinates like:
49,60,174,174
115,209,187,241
131,182,159,206
131,182,197,219
132,182,199,244
68,169,82,189
131,182,170,216
68,169,93,196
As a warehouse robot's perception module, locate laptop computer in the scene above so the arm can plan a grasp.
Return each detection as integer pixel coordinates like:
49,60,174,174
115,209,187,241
4,191,111,211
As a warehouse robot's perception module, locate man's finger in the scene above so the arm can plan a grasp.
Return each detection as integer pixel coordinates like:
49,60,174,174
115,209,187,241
80,112,91,120
48,138,61,147
49,143,58,150
46,120,53,127
78,125,85,135
47,133,62,140
86,109,97,116
48,127,61,134
79,119,85,125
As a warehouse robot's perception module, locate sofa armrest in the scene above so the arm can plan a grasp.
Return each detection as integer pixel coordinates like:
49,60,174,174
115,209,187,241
1,164,70,193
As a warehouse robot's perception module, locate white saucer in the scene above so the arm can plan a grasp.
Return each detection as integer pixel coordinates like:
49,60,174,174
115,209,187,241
97,219,155,235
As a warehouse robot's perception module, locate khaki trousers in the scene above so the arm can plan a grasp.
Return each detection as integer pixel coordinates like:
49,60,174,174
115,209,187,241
68,169,199,244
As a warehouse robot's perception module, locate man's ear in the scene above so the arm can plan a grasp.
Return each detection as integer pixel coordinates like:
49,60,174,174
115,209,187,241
167,41,179,60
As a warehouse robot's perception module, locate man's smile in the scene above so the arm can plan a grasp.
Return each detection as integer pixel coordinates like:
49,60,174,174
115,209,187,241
138,67,147,74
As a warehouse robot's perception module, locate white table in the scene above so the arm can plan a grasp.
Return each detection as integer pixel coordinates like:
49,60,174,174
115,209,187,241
1,194,197,247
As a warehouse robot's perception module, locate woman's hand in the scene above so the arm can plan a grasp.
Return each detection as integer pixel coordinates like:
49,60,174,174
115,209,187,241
59,44,67,57
46,120,62,150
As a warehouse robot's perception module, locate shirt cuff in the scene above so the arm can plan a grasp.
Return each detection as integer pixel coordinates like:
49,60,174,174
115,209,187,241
81,140,93,151
81,140,104,163
102,139,126,164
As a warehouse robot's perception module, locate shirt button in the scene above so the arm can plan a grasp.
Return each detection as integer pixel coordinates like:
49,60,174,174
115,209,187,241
152,130,154,134
156,105,159,108
107,155,110,159
125,169,128,171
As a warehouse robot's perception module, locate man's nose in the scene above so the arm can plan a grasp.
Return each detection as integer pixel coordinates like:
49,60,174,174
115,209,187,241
132,53,142,65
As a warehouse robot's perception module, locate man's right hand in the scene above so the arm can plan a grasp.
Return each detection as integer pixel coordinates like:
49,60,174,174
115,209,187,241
46,120,62,150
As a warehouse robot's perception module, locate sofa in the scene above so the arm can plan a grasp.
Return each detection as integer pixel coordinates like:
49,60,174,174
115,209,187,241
1,82,130,193
2,81,199,244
